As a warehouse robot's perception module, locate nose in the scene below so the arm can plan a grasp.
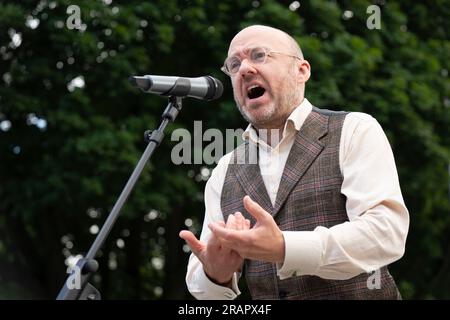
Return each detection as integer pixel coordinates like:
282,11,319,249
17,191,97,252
237,58,257,78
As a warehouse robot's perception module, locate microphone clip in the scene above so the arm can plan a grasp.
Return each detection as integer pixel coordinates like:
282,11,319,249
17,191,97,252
144,96,183,145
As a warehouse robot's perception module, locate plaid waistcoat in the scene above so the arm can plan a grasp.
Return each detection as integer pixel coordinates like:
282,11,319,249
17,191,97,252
220,107,400,299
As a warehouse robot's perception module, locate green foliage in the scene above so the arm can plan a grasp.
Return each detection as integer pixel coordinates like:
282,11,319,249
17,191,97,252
0,0,448,299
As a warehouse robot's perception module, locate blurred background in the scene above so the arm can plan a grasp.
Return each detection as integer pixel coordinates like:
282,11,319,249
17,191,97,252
0,0,449,299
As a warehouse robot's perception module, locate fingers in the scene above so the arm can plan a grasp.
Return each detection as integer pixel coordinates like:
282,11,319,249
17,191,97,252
215,213,248,253
217,221,226,228
225,213,237,229
208,222,241,247
221,215,237,253
234,212,251,230
206,209,255,253
243,195,270,223
234,212,244,231
179,230,204,257
245,218,251,229
205,222,223,247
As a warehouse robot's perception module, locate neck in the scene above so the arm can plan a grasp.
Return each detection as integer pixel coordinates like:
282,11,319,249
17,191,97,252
253,97,304,146
256,126,284,147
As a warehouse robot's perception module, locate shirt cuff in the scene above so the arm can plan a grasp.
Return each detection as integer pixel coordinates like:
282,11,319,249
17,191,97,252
277,231,323,280
190,267,241,300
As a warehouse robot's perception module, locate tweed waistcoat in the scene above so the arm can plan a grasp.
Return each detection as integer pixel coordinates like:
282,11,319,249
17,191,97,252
220,107,400,299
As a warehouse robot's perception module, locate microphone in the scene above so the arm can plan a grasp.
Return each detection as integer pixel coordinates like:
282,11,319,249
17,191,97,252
129,75,223,101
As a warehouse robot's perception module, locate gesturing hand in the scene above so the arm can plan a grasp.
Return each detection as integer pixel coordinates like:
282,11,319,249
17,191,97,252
208,195,285,263
179,212,250,286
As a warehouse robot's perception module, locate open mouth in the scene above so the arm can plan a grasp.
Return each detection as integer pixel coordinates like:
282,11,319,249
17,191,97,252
247,86,266,100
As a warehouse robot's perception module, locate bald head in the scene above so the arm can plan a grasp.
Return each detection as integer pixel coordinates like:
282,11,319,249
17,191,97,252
225,24,311,131
229,25,303,59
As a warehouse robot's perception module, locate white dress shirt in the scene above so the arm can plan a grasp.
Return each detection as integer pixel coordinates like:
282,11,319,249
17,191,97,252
185,98,409,300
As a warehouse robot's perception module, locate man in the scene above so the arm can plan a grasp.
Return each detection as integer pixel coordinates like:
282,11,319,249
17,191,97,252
179,25,409,299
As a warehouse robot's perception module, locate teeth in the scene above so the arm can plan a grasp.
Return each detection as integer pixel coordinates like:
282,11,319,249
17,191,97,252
247,85,259,92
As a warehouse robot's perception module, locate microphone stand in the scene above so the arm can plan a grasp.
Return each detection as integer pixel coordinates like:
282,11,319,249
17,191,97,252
56,96,183,300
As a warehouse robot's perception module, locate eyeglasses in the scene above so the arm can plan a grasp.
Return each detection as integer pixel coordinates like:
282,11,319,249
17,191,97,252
221,46,302,76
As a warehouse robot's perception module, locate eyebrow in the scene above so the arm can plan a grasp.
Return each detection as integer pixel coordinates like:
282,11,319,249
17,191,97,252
227,47,246,58
227,46,268,58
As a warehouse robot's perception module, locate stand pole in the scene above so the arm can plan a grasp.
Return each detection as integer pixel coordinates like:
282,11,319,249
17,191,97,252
56,96,183,300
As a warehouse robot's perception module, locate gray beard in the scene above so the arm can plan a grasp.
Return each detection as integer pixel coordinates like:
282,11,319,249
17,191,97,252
235,80,301,129
234,62,302,128
235,101,275,127
236,101,253,124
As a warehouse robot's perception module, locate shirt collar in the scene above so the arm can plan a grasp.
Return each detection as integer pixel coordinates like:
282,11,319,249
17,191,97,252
242,97,313,145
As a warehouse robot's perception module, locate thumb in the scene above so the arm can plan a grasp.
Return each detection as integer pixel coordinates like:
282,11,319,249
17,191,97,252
243,195,270,223
179,230,205,257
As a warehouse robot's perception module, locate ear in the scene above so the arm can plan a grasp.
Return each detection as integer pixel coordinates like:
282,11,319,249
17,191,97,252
296,59,311,83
